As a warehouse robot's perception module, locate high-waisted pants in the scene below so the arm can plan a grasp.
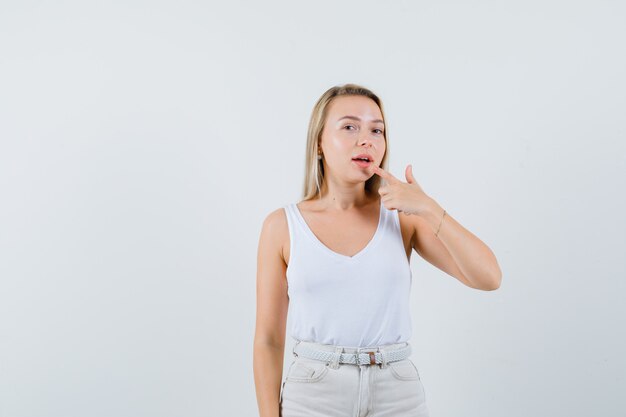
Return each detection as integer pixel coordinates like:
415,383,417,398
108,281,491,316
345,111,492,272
279,339,430,417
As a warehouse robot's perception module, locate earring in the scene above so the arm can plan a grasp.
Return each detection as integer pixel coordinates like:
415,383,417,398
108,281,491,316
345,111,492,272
317,154,322,160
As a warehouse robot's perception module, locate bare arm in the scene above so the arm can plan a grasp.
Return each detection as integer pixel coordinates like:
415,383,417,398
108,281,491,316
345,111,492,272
253,209,290,417
417,199,502,290
371,163,501,291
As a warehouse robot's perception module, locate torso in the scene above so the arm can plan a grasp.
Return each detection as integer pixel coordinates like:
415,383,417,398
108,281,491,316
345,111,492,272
281,196,414,266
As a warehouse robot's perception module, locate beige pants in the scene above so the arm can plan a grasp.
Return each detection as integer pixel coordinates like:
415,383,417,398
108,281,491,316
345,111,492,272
280,339,430,417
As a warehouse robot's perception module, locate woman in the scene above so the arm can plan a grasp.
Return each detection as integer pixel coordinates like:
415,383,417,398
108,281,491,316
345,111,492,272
253,83,502,417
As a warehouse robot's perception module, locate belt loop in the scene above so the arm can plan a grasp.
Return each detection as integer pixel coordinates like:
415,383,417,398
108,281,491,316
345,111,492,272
380,346,388,369
329,346,343,369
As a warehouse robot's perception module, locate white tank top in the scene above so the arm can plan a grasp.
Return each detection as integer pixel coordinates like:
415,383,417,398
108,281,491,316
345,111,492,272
283,198,413,348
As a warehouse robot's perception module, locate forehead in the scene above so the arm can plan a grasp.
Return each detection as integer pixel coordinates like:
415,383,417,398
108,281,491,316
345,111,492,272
327,95,383,122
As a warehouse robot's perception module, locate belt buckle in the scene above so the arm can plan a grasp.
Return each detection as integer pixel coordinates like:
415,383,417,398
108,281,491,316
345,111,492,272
355,351,377,366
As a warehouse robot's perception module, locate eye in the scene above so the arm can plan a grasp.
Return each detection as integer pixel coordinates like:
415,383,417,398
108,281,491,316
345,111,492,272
344,125,356,130
373,129,384,134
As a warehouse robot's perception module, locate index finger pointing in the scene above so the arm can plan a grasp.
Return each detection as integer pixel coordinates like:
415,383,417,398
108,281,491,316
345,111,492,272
371,164,401,184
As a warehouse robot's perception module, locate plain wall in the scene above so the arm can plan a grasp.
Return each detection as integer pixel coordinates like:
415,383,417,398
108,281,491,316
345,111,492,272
1,1,624,416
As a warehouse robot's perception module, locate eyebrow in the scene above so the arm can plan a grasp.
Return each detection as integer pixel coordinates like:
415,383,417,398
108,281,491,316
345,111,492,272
337,115,384,125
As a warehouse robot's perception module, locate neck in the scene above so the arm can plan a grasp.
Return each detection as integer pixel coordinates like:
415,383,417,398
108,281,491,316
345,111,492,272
316,190,376,211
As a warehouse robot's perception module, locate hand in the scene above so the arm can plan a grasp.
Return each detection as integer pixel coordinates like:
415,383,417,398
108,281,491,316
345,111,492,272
371,164,434,216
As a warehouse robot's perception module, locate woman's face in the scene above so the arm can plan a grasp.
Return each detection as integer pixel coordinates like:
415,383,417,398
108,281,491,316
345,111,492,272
320,95,386,184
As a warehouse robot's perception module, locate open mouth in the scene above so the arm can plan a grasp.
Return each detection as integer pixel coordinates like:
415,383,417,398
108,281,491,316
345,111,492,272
352,157,372,168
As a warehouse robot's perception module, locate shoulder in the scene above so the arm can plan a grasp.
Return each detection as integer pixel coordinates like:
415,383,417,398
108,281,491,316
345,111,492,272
260,206,290,242
259,206,291,263
262,205,289,226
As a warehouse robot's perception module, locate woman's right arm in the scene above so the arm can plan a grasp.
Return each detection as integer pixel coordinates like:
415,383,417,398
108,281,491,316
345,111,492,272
253,208,290,417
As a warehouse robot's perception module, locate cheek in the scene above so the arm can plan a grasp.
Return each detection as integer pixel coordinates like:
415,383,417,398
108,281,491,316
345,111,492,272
329,140,353,155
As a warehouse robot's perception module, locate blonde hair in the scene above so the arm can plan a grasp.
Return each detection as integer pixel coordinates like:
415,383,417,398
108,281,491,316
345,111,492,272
302,83,390,201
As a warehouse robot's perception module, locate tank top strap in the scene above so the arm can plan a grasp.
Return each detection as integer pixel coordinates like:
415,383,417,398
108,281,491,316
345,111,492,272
283,203,305,261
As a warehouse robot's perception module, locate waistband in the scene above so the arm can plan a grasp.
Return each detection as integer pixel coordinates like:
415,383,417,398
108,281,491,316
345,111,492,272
292,339,412,369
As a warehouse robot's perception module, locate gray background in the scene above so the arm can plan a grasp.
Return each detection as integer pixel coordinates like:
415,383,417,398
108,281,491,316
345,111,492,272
1,1,624,416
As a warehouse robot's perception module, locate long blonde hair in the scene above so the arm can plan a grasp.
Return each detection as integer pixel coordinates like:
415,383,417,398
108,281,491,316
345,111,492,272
302,83,390,201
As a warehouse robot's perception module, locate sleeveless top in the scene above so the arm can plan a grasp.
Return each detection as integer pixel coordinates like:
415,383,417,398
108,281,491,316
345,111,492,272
283,199,413,348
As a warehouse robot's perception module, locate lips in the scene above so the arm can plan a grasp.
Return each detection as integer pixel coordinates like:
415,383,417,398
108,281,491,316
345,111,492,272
351,153,373,162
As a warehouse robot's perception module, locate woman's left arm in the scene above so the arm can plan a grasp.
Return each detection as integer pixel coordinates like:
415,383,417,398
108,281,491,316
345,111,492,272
420,198,502,290
372,163,502,291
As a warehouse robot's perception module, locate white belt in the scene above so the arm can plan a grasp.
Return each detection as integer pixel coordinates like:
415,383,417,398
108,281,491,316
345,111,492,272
293,342,412,366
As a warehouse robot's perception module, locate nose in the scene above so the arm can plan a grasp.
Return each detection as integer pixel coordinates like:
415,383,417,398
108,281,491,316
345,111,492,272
359,136,374,147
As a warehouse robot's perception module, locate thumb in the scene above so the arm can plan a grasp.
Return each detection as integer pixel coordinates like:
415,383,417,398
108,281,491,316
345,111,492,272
405,164,416,184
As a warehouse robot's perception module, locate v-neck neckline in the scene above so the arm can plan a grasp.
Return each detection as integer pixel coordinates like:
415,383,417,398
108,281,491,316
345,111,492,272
293,199,385,261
